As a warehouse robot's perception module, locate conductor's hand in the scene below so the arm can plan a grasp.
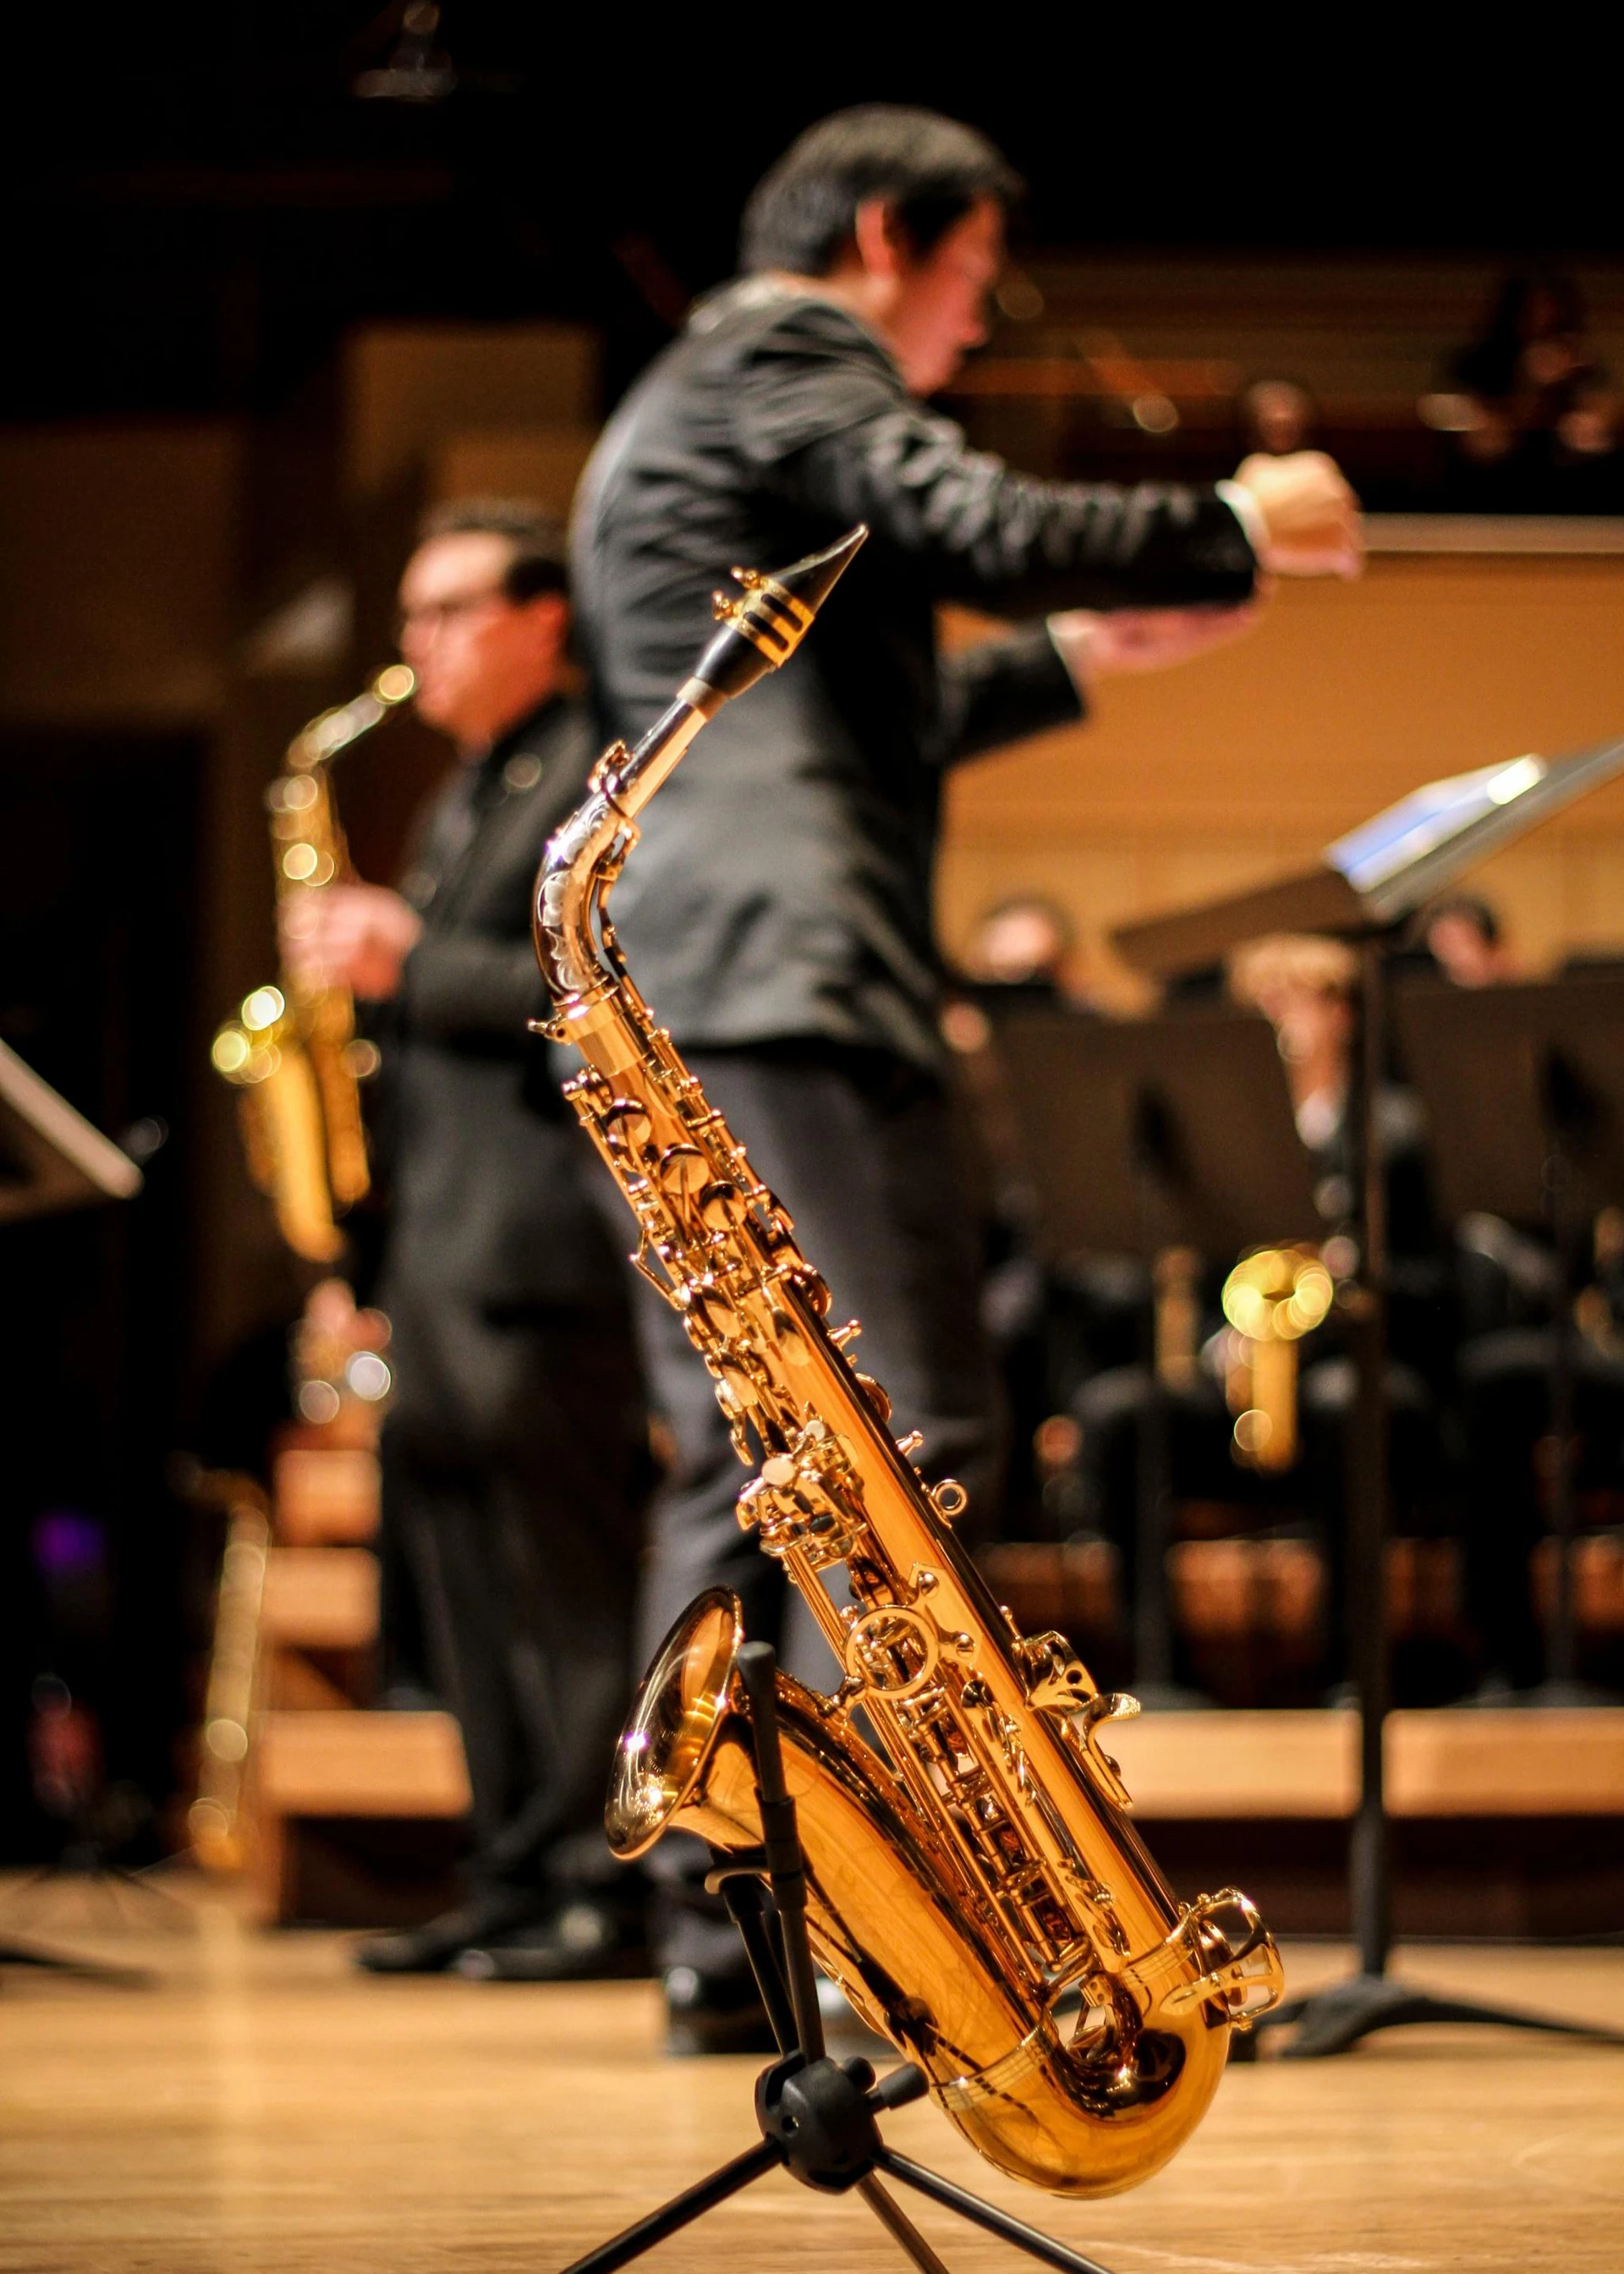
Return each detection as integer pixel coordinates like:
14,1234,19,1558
280,884,423,1001
1050,601,1262,691
1230,450,1363,578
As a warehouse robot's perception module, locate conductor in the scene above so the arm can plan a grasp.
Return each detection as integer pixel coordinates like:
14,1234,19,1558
572,106,1362,2047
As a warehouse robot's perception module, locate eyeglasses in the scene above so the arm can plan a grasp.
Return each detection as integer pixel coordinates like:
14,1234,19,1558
395,585,513,636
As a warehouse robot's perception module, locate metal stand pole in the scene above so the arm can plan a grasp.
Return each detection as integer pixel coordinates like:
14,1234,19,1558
1256,935,1624,2057
1524,1058,1617,1704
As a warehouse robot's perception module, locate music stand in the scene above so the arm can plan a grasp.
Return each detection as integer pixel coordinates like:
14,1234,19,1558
990,1005,1320,1702
1112,733,1624,2057
1392,973,1624,1701
0,1041,142,1222
0,1043,146,1986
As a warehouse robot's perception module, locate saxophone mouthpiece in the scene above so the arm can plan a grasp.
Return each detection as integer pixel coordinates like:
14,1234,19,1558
681,525,868,713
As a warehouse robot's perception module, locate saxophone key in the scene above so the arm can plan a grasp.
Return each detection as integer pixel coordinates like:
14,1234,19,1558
601,1099,654,1153
854,1371,892,1421
686,1284,740,1340
656,1143,710,1195
697,1180,743,1230
768,1308,813,1366
1017,1633,1102,1714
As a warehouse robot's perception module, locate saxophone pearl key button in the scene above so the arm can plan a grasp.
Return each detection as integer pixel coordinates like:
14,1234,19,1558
502,752,544,792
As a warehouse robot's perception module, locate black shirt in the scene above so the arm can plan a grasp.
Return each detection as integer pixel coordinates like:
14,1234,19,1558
573,279,1258,1069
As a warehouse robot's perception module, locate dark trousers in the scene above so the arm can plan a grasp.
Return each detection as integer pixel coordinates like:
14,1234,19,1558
1459,1326,1624,1685
628,1043,1001,1969
379,1275,645,1900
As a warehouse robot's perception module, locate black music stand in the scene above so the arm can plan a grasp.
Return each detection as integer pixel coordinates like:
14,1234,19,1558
563,1642,1123,2274
0,1043,147,1986
1113,733,1624,2058
0,1040,142,1224
990,1005,1320,1704
1393,974,1624,1702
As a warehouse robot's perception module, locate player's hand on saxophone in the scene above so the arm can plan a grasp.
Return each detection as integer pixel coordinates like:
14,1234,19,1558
281,883,423,1001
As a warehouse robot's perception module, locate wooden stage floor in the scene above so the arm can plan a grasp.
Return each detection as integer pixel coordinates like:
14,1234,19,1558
3,1878,1622,2274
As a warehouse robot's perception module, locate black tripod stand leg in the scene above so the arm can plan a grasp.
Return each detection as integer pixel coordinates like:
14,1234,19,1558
1399,1993,1624,2045
737,1640,826,2060
875,2151,1118,2274
858,2173,954,2274
0,1936,149,1985
1259,1971,1624,2060
716,1872,798,2054
561,2139,782,2274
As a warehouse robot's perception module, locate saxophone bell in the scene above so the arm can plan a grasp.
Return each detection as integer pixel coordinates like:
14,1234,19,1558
612,1590,1281,2200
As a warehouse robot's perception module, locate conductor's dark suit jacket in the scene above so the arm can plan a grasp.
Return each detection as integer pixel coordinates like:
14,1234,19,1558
377,696,623,1314
572,277,1259,1070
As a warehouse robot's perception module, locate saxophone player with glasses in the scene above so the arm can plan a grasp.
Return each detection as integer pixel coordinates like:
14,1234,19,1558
572,105,1362,2052
281,502,648,1981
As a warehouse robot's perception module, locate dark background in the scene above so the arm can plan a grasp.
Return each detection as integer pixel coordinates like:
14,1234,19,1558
8,16,1619,424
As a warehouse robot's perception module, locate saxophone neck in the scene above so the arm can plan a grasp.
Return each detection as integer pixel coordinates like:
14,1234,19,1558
291,664,416,772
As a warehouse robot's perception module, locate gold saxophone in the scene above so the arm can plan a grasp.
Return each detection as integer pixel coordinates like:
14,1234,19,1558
211,667,414,1261
1221,1245,1335,1472
534,530,1282,2200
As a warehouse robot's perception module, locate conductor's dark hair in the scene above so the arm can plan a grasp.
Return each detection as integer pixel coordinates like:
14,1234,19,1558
1426,893,1501,947
740,107,1022,278
416,497,568,603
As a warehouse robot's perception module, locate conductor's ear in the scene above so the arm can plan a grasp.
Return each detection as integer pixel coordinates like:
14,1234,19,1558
852,198,908,282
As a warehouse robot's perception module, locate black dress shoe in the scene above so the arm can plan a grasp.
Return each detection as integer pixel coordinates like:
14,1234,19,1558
454,1897,651,1983
663,1964,779,2057
354,1888,548,1975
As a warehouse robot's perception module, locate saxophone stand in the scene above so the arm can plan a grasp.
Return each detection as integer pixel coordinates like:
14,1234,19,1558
562,1641,1119,2274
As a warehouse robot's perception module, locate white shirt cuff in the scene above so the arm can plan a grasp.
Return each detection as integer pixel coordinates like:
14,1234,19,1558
1215,477,1268,562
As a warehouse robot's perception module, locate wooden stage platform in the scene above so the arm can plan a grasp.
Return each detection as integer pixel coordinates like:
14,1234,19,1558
3,1876,1621,2274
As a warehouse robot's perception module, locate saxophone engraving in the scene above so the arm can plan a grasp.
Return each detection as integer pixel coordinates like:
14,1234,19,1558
211,668,414,1261
534,530,1283,2200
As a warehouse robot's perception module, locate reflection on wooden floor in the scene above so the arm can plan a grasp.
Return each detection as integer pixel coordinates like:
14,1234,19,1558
3,1874,1622,2274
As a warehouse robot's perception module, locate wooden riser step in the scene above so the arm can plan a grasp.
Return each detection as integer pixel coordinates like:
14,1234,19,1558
255,1709,471,1818
1111,1706,1624,1819
272,1447,380,1544
261,1547,379,1651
